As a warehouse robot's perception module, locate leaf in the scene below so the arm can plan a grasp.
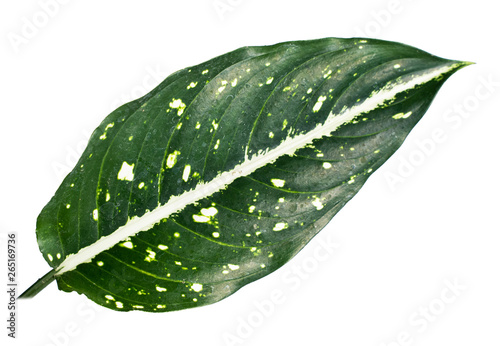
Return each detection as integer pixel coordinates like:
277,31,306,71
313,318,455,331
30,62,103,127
21,37,470,311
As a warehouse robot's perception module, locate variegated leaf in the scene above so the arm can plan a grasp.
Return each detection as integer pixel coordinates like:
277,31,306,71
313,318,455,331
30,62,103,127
21,37,469,311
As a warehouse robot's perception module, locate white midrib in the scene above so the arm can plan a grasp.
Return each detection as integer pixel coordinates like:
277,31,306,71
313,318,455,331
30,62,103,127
55,63,461,276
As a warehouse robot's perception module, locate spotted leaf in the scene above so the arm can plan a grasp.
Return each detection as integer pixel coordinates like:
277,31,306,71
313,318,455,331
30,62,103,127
21,37,469,311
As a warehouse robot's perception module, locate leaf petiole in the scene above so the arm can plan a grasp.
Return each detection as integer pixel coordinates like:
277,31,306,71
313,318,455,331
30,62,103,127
18,269,56,299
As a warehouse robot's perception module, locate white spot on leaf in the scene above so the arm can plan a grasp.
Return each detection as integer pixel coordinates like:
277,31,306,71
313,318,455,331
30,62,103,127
166,150,181,169
312,196,324,210
117,162,135,181
392,111,412,119
271,178,285,188
191,283,203,292
273,222,288,231
120,241,134,249
228,264,239,270
182,164,191,182
169,98,186,116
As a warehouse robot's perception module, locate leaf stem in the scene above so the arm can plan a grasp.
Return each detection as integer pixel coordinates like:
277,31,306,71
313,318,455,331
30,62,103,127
18,269,56,299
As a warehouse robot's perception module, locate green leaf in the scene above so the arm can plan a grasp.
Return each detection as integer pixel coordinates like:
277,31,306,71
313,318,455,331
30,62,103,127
21,37,470,311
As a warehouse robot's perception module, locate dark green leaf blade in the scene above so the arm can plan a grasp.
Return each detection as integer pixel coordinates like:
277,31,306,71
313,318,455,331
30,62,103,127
28,37,469,311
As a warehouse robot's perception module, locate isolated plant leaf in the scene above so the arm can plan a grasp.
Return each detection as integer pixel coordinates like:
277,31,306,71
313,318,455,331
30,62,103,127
21,37,469,311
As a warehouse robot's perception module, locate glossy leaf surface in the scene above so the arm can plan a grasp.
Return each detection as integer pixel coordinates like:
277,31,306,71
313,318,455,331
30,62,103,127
28,37,468,311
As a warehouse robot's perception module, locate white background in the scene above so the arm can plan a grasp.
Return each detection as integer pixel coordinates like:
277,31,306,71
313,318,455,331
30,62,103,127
1,1,499,345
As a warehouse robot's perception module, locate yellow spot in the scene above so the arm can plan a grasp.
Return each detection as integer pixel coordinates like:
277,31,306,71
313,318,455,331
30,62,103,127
271,178,285,188
393,111,412,119
323,70,332,78
212,120,219,130
212,232,220,238
278,197,285,203
93,209,98,221
248,205,256,213
202,69,209,74
307,88,313,94
133,305,144,309
105,192,110,202
166,150,181,169
97,261,104,266
323,162,332,169
265,62,271,66
214,139,220,150
269,132,274,138
394,64,401,69
157,305,166,309
145,249,156,262
273,222,288,231
138,182,145,189
191,283,203,292
228,264,239,270
158,244,168,250
128,136,133,141
182,164,191,182
56,253,61,259
187,81,198,89
282,119,288,130
266,77,274,84
169,98,186,116
66,204,71,209
117,161,135,181
156,286,167,292
47,254,53,261
231,78,238,87
115,302,124,309
105,295,115,301
174,232,180,238
195,122,201,129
